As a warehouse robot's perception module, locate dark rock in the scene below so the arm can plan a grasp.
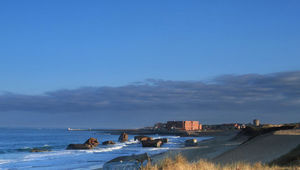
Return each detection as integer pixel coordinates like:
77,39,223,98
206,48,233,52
103,153,151,170
142,140,162,147
185,139,197,147
154,138,168,144
102,141,116,145
134,135,143,141
134,136,153,142
118,132,128,142
67,137,99,150
67,144,93,150
30,148,50,152
106,153,151,163
84,137,100,147
162,138,168,143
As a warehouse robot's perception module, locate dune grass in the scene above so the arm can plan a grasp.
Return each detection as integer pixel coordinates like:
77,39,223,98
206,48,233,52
143,155,300,170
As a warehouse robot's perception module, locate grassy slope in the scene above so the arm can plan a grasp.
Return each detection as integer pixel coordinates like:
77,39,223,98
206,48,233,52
144,155,299,170
145,126,300,170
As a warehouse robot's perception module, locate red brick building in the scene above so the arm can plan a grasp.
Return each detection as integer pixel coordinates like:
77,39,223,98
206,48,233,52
166,121,201,131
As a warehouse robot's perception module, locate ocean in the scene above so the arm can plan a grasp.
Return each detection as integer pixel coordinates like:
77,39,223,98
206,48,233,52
0,128,211,170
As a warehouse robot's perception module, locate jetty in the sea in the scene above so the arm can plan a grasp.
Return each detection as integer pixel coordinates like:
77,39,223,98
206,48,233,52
67,128,91,131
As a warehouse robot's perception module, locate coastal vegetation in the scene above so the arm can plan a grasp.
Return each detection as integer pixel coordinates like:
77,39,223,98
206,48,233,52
143,155,299,170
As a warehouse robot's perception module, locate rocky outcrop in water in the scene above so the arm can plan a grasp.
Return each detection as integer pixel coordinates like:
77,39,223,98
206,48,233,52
118,132,128,142
102,141,116,145
185,139,197,146
30,148,51,152
67,137,99,150
154,138,168,144
84,137,99,147
142,140,162,147
134,136,153,142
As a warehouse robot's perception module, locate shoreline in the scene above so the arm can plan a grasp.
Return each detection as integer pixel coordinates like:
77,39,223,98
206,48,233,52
151,129,300,167
100,128,300,169
93,132,220,170
150,130,240,164
96,130,240,169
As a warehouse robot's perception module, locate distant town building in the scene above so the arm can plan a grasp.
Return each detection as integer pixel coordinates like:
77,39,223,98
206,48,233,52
153,122,166,130
199,124,202,130
166,121,200,131
241,124,246,129
253,119,260,126
234,123,240,129
202,123,244,130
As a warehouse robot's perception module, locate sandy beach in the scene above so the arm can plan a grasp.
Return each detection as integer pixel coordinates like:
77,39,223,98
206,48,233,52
151,130,243,163
214,129,300,164
151,129,300,166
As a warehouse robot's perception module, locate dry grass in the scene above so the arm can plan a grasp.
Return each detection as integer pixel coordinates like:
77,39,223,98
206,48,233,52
143,155,300,170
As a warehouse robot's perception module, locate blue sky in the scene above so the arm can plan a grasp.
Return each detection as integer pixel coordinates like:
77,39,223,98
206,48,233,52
1,0,300,94
1,1,300,128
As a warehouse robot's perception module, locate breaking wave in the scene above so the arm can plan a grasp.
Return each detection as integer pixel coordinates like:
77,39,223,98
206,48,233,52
0,129,211,169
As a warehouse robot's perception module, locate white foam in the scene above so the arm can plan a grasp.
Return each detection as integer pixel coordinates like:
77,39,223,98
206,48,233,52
0,129,213,170
0,159,12,164
85,145,124,153
21,146,31,149
23,150,76,161
124,139,139,144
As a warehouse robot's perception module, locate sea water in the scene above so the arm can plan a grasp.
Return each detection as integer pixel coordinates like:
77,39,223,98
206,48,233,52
0,128,211,170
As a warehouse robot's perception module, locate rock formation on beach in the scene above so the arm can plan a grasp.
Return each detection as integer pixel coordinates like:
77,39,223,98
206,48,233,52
103,153,151,170
185,139,198,147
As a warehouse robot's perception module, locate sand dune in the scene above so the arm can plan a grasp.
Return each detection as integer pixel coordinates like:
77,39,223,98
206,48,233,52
152,129,300,166
151,131,242,163
213,129,300,164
